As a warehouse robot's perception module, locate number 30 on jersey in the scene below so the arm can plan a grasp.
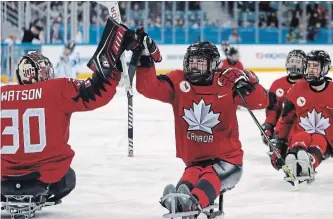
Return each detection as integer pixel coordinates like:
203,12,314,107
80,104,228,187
1,108,46,154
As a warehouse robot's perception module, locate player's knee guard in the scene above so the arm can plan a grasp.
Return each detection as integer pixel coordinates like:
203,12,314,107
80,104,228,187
290,131,312,150
308,134,328,167
212,161,243,193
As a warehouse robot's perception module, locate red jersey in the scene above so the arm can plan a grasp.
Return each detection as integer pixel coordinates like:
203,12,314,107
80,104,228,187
1,72,120,183
136,66,268,165
218,60,244,70
265,76,296,127
276,79,333,147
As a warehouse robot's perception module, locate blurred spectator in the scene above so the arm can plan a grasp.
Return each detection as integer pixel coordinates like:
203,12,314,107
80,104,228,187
267,12,278,27
290,11,299,29
4,35,17,45
50,22,63,43
286,28,298,42
189,2,201,10
307,25,318,42
228,28,241,43
21,20,44,43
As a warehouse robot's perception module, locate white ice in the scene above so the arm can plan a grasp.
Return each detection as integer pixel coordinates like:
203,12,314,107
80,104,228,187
2,73,333,219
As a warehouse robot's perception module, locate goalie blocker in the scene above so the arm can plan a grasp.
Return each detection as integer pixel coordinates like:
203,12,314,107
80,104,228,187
87,16,138,77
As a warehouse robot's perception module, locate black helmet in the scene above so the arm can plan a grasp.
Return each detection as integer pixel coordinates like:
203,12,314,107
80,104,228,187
226,47,239,65
285,49,306,80
64,40,76,55
304,50,331,85
183,41,220,85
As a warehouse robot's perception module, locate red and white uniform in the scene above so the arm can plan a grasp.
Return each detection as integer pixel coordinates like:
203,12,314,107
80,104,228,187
276,80,333,156
265,76,298,129
1,73,120,183
136,65,268,165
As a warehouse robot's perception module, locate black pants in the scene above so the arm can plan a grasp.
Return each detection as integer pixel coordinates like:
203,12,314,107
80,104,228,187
1,168,76,202
48,167,76,201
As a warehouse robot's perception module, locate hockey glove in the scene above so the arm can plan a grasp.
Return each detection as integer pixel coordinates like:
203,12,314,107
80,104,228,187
133,27,162,68
261,123,274,145
270,138,288,170
87,17,137,79
217,68,259,96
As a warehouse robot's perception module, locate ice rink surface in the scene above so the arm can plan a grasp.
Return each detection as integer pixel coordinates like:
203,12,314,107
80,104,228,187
2,72,333,219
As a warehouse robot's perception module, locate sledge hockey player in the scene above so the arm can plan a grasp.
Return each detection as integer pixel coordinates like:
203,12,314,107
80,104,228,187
271,50,332,185
218,42,243,70
54,40,80,79
262,50,306,146
1,17,135,216
133,27,269,218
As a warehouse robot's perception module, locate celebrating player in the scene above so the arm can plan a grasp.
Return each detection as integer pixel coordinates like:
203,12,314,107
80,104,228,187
1,18,134,205
262,50,306,145
271,50,332,185
133,27,268,217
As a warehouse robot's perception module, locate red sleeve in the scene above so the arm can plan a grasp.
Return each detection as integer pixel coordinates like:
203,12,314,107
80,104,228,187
235,84,269,109
236,61,244,70
136,65,175,104
219,60,229,70
57,70,121,113
264,81,282,126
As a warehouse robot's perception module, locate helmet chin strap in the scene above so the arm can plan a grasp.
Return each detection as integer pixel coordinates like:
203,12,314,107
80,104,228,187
308,78,325,86
288,74,303,81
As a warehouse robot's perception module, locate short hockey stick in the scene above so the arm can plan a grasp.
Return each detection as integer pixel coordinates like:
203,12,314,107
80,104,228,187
236,89,296,181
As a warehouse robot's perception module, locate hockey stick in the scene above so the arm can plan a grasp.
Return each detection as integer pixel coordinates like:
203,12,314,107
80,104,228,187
98,1,136,157
235,89,296,181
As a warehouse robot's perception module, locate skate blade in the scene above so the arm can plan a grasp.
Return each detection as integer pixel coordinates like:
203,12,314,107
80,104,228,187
162,204,218,218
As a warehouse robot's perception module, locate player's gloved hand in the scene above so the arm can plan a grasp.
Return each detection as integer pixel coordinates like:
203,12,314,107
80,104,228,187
87,17,137,79
261,123,274,145
269,138,288,170
217,68,259,96
132,26,162,68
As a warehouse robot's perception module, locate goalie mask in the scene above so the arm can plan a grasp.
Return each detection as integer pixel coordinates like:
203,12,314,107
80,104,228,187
304,50,331,86
16,51,55,85
183,41,220,85
285,49,306,80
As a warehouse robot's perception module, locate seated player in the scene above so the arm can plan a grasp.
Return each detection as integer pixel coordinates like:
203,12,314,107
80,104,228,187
271,50,332,185
1,18,134,204
132,27,268,217
262,50,306,146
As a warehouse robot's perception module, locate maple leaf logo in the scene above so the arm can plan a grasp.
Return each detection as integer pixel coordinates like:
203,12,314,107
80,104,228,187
299,108,330,135
182,99,220,134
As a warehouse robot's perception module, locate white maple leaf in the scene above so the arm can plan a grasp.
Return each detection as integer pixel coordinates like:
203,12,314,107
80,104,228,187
299,108,330,135
182,99,220,134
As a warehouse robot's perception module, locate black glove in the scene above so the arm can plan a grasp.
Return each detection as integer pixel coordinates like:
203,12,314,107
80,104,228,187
261,123,274,145
269,138,288,170
132,27,162,68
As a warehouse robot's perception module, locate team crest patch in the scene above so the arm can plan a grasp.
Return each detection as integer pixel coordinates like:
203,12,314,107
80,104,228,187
276,88,284,97
297,96,306,107
180,81,191,93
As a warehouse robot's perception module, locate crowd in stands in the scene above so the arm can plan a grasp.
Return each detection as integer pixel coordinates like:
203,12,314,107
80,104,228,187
2,1,333,44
